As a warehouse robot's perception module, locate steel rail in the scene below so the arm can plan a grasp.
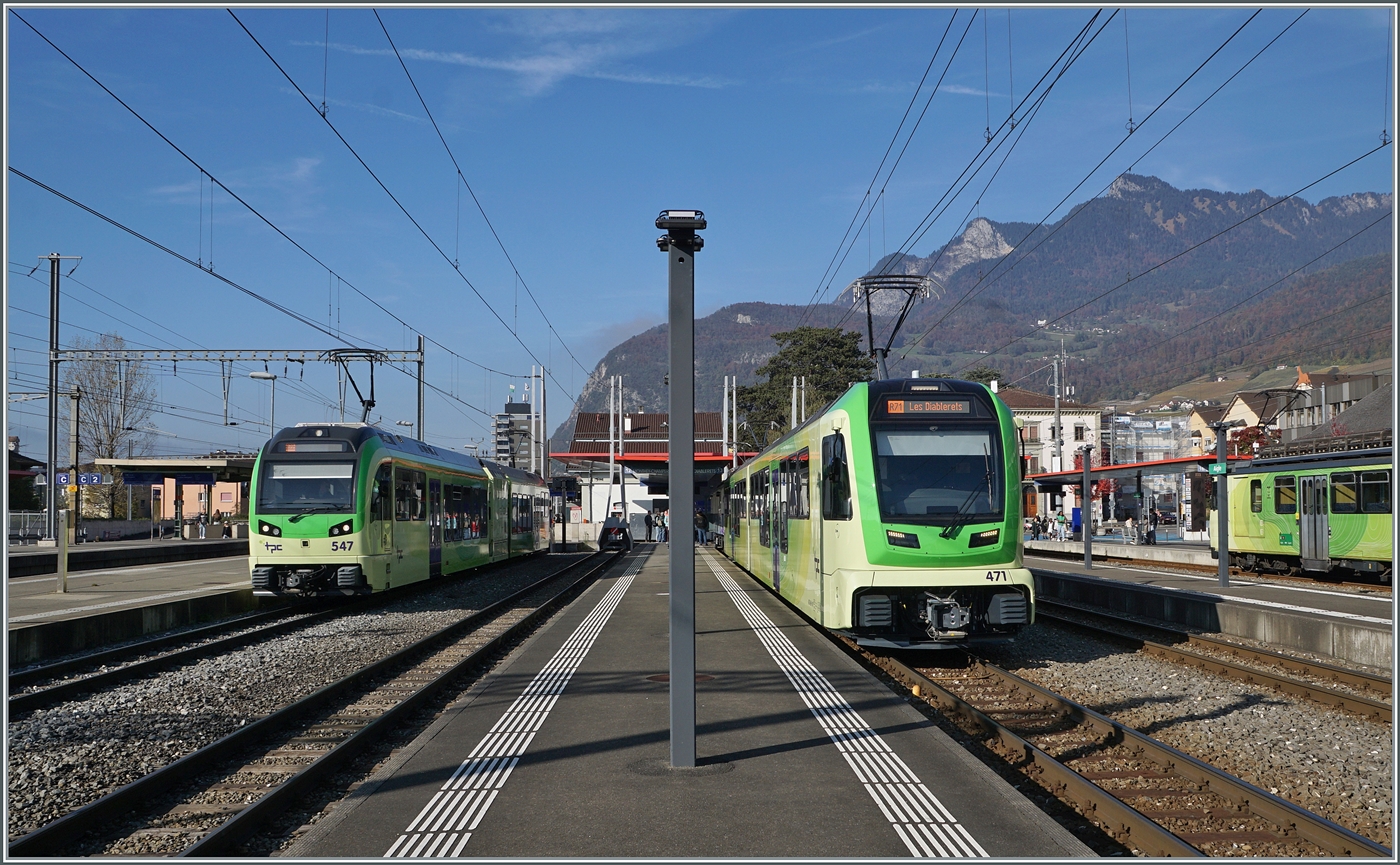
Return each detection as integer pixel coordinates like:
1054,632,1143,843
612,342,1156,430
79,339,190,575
889,655,1390,857
1037,601,1392,722
8,554,552,714
181,549,625,857
875,653,1204,857
6,551,616,858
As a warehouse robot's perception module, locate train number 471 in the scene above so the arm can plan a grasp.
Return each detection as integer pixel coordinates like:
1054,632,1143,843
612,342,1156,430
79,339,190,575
984,570,1008,581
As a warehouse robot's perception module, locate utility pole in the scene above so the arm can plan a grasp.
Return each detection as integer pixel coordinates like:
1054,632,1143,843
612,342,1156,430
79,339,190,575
618,374,626,525
657,208,705,769
722,375,730,459
69,388,82,542
731,375,738,468
43,253,81,541
607,376,615,518
791,376,798,431
417,334,425,442
1210,419,1243,587
1081,444,1094,569
1051,354,1063,472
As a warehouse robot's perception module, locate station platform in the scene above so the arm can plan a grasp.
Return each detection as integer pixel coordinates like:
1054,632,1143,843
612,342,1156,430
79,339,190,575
6,537,248,578
1027,553,1393,670
1026,536,1213,568
290,545,1091,859
7,555,258,666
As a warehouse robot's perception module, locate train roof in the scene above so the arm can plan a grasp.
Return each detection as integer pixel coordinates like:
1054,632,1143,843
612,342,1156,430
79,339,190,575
268,423,492,475
1231,447,1392,475
478,459,546,486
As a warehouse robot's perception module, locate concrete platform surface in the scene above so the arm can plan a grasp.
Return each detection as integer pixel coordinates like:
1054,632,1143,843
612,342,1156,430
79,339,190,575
7,538,248,577
292,545,1091,859
1028,554,1393,670
7,556,250,628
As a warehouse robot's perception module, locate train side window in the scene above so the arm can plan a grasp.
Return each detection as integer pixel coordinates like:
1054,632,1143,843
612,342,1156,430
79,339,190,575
821,433,852,520
372,463,393,521
1249,479,1262,513
793,449,810,520
1361,471,1391,514
394,468,414,521
1274,476,1297,514
1330,473,1358,514
412,471,427,520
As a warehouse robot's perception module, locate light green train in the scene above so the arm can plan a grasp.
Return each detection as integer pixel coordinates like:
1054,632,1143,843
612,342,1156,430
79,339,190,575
1209,447,1392,583
722,378,1034,649
248,423,549,596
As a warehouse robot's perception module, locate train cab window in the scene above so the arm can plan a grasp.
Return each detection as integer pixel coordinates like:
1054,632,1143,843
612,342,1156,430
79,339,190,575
871,427,1001,524
821,433,852,520
371,463,393,521
1330,473,1358,514
1249,479,1262,513
1361,471,1391,513
1274,476,1297,515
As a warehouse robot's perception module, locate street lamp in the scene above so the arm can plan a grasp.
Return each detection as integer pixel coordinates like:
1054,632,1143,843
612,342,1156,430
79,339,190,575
249,371,277,436
396,419,415,439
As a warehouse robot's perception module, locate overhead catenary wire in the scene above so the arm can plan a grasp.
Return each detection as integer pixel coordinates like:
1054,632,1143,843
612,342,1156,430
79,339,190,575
947,141,1392,374
8,9,518,384
8,168,494,434
806,9,1106,328
228,9,576,402
900,8,1289,359
373,9,593,382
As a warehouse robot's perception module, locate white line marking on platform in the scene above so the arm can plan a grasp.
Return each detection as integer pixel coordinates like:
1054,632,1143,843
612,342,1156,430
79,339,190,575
383,555,644,858
700,550,988,859
6,582,250,622
1034,567,1392,626
1025,555,1392,604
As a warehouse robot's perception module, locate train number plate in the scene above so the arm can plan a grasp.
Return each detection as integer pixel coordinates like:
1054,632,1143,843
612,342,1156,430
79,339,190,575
331,540,355,552
985,570,1008,581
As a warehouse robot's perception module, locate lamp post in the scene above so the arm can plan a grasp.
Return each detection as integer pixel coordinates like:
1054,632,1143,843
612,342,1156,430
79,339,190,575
250,371,277,436
657,208,705,769
396,419,415,440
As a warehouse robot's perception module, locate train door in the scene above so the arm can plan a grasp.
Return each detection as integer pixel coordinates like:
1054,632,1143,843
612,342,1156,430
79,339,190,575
428,479,443,577
1299,475,1330,571
820,432,853,623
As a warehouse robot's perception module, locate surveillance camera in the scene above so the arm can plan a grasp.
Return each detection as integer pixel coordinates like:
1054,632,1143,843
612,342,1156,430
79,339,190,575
656,210,706,231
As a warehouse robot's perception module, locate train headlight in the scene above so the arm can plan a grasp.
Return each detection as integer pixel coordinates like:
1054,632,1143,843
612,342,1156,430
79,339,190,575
886,529,921,549
329,520,353,537
258,521,281,537
967,528,1000,548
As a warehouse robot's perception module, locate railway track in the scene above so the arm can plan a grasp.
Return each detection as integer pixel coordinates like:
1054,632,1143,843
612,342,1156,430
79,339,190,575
1037,600,1392,723
856,647,1390,857
7,549,627,857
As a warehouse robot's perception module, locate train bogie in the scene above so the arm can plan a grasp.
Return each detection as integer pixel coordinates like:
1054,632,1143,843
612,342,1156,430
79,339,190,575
724,378,1034,649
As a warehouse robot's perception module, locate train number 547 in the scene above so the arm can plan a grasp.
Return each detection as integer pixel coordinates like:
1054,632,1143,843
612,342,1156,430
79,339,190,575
984,570,1008,581
331,540,354,552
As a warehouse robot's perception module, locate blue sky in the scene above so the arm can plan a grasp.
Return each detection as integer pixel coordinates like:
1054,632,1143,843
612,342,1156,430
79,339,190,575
5,6,1395,459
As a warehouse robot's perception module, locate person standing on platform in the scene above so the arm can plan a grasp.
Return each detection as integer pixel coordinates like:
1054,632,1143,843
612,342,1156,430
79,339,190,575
1148,508,1160,545
197,511,207,539
644,511,654,543
1125,514,1136,544
695,509,707,546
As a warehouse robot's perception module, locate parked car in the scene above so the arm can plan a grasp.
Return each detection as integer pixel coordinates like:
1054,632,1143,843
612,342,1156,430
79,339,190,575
599,516,633,551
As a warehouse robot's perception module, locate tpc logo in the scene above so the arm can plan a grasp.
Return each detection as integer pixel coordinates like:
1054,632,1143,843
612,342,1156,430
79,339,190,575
263,542,283,553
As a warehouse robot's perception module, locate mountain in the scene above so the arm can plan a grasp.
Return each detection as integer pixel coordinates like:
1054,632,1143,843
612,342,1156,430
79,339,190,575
553,174,1391,442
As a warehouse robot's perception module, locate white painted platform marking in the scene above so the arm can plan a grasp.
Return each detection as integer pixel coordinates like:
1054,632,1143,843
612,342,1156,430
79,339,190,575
383,555,644,858
700,550,988,859
7,582,250,622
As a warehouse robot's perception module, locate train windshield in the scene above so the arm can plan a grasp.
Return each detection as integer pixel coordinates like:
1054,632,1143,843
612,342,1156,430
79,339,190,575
258,461,357,514
871,426,1002,525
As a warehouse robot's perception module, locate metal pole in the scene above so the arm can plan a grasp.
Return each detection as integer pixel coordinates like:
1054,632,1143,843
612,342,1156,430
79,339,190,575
1052,355,1063,472
607,376,615,518
417,334,425,441
1082,444,1093,568
46,255,60,541
70,388,81,542
55,509,68,593
619,375,626,525
658,209,703,769
731,376,737,468
270,377,276,435
722,376,729,458
801,375,806,423
1214,421,1232,587
791,376,798,431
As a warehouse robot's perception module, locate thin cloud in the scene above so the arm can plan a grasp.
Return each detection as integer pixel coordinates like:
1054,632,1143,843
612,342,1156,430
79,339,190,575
781,23,890,56
292,39,734,95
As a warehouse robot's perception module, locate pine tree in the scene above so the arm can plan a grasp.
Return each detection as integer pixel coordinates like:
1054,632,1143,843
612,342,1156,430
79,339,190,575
735,327,874,450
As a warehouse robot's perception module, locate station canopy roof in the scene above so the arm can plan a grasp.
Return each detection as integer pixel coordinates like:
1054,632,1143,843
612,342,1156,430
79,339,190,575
1027,454,1251,487
94,453,258,484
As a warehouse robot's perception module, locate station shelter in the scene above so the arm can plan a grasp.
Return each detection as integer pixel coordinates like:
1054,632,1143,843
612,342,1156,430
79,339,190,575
1028,454,1252,541
552,411,756,541
94,453,257,535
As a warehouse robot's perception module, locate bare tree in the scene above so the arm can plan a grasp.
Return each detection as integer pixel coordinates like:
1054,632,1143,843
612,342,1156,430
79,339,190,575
63,333,156,518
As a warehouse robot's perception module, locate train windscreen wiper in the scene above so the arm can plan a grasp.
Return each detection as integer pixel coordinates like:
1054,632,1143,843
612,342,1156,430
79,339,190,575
939,444,994,540
288,505,338,523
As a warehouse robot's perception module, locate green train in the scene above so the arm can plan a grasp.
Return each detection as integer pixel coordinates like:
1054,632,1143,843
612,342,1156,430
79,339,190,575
1209,447,1392,583
721,378,1033,649
249,423,549,596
